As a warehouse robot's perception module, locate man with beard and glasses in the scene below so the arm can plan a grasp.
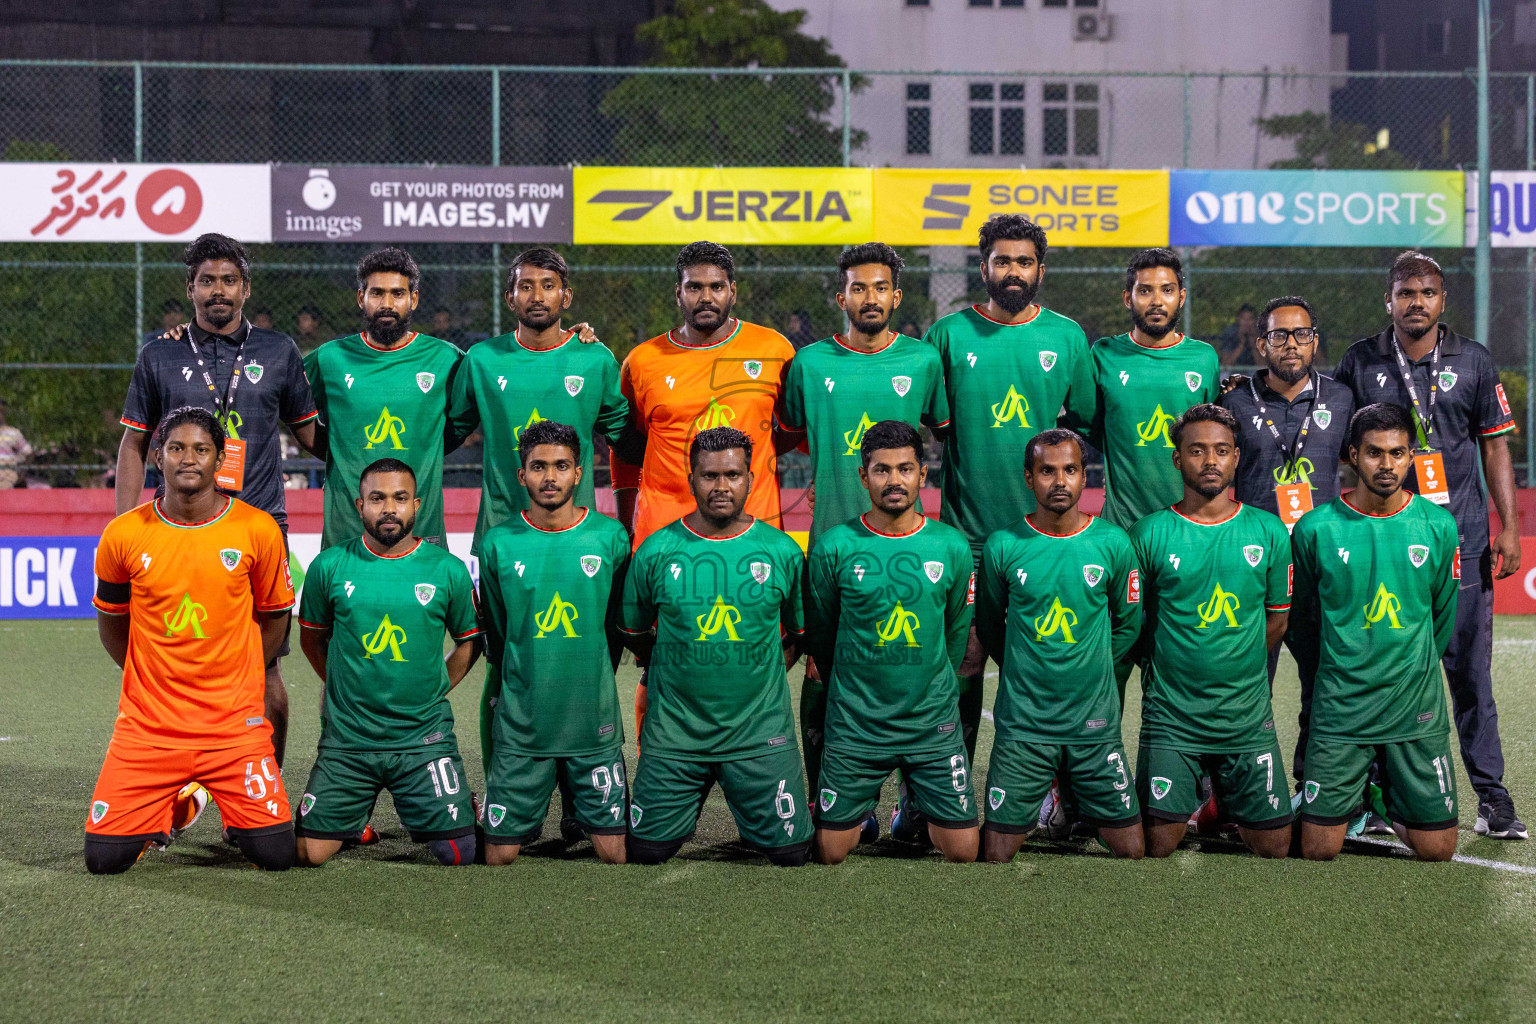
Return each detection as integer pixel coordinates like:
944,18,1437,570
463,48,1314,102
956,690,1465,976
1292,403,1462,862
1129,405,1294,858
295,458,482,867
117,233,318,788
1331,251,1525,840
913,214,1094,842
1218,296,1354,787
303,247,465,550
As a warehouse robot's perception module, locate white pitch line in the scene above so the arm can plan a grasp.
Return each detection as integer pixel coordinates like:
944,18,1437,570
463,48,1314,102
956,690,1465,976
1352,835,1536,874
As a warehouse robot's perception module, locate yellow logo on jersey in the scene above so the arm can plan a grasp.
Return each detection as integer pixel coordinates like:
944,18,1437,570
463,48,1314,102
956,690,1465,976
694,400,737,432
843,412,877,455
875,602,921,646
695,595,743,641
534,592,581,638
1135,405,1179,448
1363,583,1403,629
162,592,208,638
1273,457,1315,486
1032,597,1078,643
217,409,243,441
513,407,547,443
1197,583,1241,628
364,407,406,450
361,614,408,661
989,385,1032,428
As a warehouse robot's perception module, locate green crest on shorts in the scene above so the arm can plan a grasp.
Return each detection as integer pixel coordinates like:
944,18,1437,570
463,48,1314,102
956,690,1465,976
488,804,506,828
988,787,1005,811
1150,777,1172,801
818,789,837,813
90,800,109,824
1304,781,1320,803
629,805,643,828
299,793,316,817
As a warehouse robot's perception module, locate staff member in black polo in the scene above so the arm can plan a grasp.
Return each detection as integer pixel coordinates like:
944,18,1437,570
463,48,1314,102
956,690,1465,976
115,232,321,769
1333,250,1525,840
1219,295,1354,786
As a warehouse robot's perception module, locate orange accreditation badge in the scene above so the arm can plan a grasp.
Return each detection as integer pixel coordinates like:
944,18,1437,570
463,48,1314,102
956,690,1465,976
215,438,247,492
1412,451,1450,505
1274,482,1313,531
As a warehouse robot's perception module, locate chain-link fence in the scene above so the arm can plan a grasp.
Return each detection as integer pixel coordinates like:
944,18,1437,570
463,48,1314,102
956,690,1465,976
0,61,1530,486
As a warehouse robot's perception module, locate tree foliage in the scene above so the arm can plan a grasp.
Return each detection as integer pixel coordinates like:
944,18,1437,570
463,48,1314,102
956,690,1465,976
1258,112,1413,170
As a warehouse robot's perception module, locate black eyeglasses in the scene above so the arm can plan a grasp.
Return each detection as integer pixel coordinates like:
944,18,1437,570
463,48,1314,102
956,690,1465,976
1262,327,1318,347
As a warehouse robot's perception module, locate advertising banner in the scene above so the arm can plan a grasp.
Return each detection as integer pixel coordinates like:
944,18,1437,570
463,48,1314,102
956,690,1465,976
873,169,1168,247
573,167,873,244
271,165,572,243
0,163,271,242
1169,170,1463,247
1463,171,1536,246
0,537,96,619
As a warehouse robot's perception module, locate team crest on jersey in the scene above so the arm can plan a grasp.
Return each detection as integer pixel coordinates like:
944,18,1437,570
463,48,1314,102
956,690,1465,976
1304,781,1320,803
416,371,435,393
923,561,944,584
1185,371,1202,392
218,548,241,571
1408,544,1430,568
819,789,837,813
1243,545,1263,568
581,555,602,578
1438,369,1458,392
1082,564,1105,588
488,804,507,828
743,360,763,379
564,375,584,396
1312,407,1332,430
988,787,1005,811
90,800,109,823
1039,350,1058,372
1150,777,1172,801
750,562,772,584
891,375,912,397
300,793,316,816
414,583,436,606
243,361,263,384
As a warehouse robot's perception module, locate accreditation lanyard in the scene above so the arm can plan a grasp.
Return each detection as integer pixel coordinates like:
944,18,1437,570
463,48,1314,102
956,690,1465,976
188,324,249,491
1390,335,1439,451
1248,372,1314,479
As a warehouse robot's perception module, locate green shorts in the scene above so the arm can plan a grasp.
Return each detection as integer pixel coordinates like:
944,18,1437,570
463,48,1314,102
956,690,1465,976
816,740,977,830
297,742,474,841
483,745,628,845
1136,736,1293,830
983,738,1139,832
1299,734,1458,831
629,746,812,850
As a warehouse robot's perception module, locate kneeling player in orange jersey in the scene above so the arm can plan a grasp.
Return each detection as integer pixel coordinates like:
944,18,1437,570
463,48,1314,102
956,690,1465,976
87,407,298,873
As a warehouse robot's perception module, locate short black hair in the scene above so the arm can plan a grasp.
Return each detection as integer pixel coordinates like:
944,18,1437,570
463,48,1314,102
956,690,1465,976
299,304,322,318
676,241,734,284
183,233,250,285
160,298,185,314
689,425,753,470
1125,247,1185,292
1259,295,1318,332
1389,250,1444,289
1170,403,1238,449
1349,402,1415,449
978,214,1048,264
518,419,582,467
1024,427,1084,473
152,405,225,454
859,419,923,468
508,246,570,290
359,457,416,491
357,246,421,292
838,242,904,290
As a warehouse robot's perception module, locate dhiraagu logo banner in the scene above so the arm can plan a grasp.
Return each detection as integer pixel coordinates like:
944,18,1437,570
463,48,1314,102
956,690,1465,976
1169,170,1463,247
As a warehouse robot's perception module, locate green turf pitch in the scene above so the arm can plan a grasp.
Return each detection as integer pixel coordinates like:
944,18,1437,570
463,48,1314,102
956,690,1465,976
3,619,1535,1022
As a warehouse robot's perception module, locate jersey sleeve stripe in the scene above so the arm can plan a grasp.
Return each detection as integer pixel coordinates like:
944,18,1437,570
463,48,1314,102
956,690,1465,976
1265,603,1292,612
91,596,129,614
452,626,482,640
257,599,296,612
298,618,329,630
930,417,952,429
1480,420,1517,437
120,416,150,432
616,623,651,635
286,410,320,425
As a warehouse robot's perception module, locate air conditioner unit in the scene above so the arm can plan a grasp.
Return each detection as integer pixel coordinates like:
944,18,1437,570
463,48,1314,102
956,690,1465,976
1073,12,1112,41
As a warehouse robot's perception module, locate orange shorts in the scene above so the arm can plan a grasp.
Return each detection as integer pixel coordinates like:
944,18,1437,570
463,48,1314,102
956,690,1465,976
85,736,292,841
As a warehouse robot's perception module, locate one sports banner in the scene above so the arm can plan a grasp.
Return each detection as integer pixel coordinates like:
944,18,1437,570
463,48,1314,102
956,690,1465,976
573,166,873,244
1169,170,1463,247
873,169,1168,247
0,163,272,242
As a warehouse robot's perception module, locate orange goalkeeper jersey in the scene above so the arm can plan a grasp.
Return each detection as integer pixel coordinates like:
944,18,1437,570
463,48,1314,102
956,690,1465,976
612,319,795,547
93,497,295,749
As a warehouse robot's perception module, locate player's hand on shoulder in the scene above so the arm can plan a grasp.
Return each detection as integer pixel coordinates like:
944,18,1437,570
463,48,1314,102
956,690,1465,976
572,322,600,345
160,321,191,342
1220,372,1250,395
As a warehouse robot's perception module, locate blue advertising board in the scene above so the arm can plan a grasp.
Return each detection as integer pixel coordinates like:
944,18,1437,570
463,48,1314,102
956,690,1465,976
0,536,97,619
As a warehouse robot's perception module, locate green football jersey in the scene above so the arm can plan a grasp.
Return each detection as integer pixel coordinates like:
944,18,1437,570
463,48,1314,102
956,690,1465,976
1089,334,1220,529
923,305,1095,550
780,334,950,546
1129,503,1293,752
619,518,805,761
478,507,632,757
977,514,1142,744
303,332,464,549
298,536,480,751
446,332,630,557
1291,494,1459,744
803,515,973,755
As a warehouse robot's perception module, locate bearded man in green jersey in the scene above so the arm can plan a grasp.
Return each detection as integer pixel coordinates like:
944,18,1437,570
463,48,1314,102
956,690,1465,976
1130,404,1294,859
804,420,977,864
977,428,1144,862
304,247,465,550
618,426,812,866
1294,403,1460,863
295,459,482,867
477,420,632,865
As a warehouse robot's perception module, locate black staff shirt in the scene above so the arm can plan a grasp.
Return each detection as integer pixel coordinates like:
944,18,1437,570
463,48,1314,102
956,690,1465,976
1219,370,1355,516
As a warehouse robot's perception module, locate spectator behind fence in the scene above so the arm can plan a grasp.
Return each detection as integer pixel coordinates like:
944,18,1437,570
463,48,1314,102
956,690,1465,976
0,397,31,488
252,307,274,330
142,299,185,345
1217,303,1260,366
295,305,325,353
785,309,817,350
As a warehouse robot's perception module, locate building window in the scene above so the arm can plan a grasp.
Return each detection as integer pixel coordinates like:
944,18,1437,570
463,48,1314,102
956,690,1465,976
905,0,930,5
1422,19,1451,56
1042,0,1067,6
1074,0,1099,5
967,81,1026,156
1000,0,1025,6
1043,81,1100,157
906,82,931,155
969,0,994,6
1000,83,1025,154
969,84,994,154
